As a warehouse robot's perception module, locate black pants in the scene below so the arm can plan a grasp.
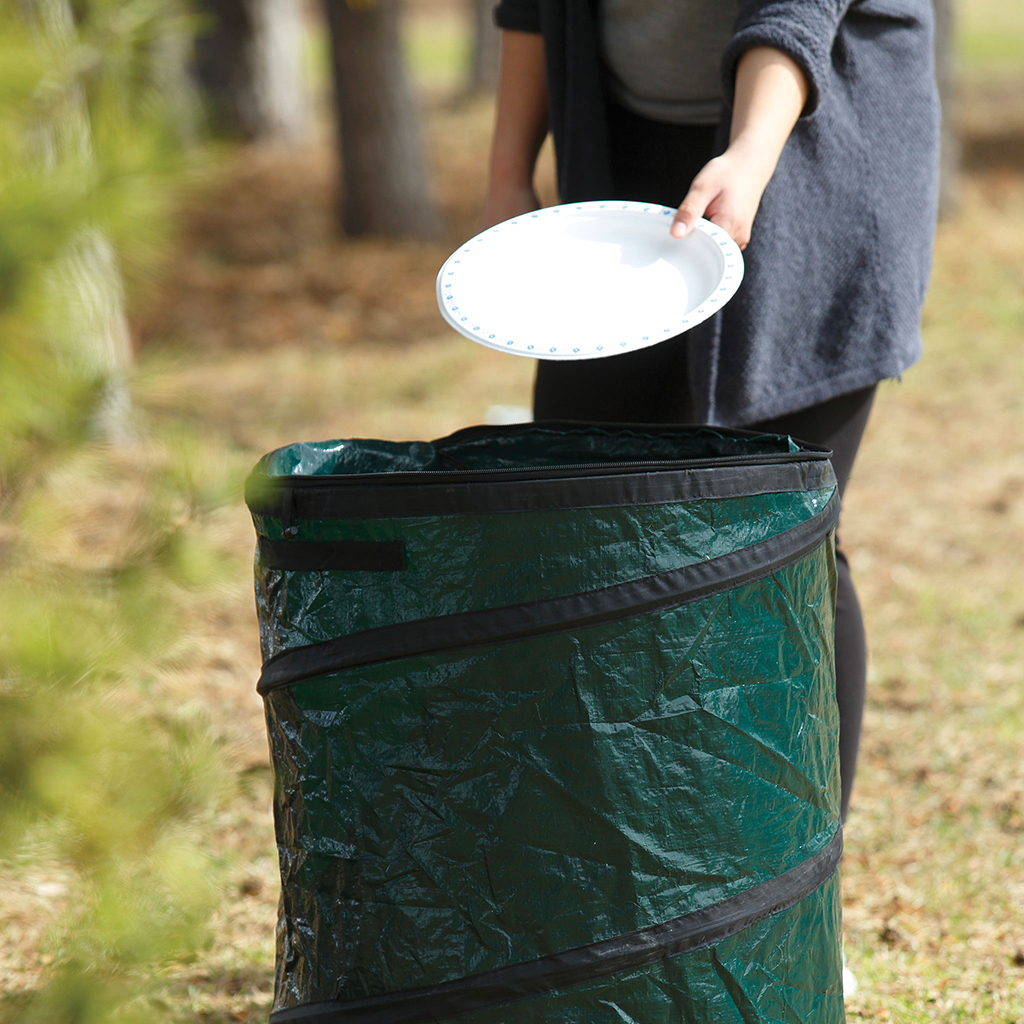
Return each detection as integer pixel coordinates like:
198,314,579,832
534,103,870,819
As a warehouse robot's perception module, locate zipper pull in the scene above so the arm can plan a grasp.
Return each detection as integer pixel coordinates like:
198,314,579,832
281,487,299,538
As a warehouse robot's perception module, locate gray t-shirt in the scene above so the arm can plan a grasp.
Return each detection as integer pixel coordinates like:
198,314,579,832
600,0,739,124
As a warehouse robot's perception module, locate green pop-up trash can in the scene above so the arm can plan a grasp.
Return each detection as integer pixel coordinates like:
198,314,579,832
246,423,845,1024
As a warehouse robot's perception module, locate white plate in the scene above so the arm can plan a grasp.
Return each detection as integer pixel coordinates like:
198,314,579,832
436,201,743,360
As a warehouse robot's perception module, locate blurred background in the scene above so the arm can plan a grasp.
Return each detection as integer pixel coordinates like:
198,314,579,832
0,1,1022,1021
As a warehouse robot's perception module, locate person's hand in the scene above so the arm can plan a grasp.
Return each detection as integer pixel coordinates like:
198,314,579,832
478,182,540,232
670,46,810,251
669,141,774,250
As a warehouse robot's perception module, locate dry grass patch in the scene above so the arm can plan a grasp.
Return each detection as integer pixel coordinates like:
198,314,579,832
840,168,1024,1021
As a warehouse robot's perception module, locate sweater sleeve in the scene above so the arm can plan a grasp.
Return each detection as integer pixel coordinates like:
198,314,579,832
721,0,855,116
494,0,541,33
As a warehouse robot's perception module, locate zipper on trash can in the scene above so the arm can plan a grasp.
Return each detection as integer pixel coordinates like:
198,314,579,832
247,456,838,525
280,487,298,537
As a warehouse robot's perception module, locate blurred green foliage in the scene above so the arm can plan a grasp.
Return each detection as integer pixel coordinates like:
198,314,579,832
957,0,1024,67
0,1,227,1021
959,29,1024,63
402,12,470,89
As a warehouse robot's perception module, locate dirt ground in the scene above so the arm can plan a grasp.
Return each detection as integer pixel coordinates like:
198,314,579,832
5,45,1024,1024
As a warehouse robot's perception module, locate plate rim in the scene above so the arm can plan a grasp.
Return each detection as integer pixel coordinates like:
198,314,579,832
435,200,744,360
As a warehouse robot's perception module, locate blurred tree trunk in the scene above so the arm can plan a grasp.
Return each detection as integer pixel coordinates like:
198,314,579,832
933,0,960,218
36,0,135,442
193,0,310,143
192,0,250,135
469,0,500,93
323,0,442,238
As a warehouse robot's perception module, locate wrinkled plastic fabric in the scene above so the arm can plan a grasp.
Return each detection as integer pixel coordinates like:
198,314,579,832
391,875,844,1024
248,425,844,1023
254,487,834,659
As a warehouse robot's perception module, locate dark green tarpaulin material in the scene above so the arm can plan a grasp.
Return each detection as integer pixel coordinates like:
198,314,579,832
246,423,845,1024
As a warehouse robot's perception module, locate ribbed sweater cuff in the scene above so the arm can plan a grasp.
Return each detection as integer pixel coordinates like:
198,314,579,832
722,3,849,116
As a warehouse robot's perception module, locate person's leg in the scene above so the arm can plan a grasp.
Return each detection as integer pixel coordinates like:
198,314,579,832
533,108,717,424
752,386,876,821
533,334,694,423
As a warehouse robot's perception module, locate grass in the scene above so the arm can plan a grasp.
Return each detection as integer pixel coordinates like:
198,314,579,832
837,163,1024,1019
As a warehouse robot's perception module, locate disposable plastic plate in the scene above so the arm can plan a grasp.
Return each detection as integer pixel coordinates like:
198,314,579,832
436,200,744,360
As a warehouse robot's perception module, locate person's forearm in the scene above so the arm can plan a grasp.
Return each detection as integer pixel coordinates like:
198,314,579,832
479,30,548,229
489,30,549,189
670,46,809,246
727,46,809,197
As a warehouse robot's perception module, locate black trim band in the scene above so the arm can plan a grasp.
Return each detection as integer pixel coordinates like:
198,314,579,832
260,540,406,572
258,491,839,693
248,460,836,521
269,828,843,1024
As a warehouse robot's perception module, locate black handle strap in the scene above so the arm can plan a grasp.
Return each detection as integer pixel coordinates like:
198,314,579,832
259,539,406,572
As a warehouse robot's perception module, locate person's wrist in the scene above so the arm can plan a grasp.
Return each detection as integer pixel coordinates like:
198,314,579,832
489,147,540,186
723,134,777,195
488,175,534,194
486,175,536,206
479,180,539,230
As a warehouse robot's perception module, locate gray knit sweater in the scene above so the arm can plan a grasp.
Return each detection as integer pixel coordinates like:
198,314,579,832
494,0,941,424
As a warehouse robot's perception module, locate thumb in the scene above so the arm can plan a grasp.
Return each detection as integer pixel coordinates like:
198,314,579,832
670,176,717,239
